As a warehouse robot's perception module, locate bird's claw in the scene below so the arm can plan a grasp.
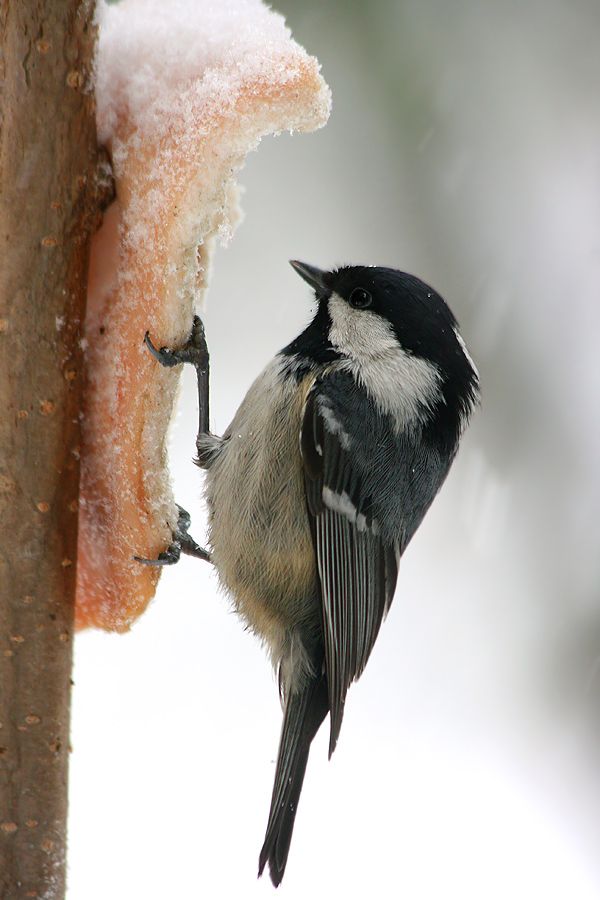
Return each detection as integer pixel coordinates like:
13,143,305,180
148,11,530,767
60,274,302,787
134,504,211,567
144,315,208,370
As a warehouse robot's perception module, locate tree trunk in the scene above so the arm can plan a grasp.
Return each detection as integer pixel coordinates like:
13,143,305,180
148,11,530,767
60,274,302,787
0,2,102,897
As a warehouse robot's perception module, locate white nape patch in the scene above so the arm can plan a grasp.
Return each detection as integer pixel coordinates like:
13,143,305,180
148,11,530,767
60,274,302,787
322,486,374,532
328,294,442,429
320,401,353,449
454,325,479,377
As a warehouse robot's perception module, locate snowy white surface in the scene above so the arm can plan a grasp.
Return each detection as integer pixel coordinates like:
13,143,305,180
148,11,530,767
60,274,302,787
95,0,327,144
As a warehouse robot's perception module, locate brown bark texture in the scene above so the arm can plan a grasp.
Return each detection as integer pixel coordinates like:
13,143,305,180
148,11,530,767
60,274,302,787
0,2,100,898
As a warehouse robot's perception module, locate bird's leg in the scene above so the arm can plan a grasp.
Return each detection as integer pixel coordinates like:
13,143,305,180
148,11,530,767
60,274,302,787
144,314,210,441
136,316,211,567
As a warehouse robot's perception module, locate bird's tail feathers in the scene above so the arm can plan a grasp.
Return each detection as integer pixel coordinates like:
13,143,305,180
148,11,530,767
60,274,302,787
258,669,329,887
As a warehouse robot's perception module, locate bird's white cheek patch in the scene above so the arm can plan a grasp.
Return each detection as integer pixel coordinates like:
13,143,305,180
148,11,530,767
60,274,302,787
327,294,442,429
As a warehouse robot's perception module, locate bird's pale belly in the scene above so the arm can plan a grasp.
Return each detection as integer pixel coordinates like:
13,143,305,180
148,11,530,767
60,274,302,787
204,360,319,650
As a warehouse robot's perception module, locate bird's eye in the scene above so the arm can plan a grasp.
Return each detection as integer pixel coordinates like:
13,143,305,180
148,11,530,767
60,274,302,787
348,288,373,309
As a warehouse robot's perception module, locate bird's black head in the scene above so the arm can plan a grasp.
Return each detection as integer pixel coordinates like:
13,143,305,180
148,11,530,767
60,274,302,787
286,261,480,450
291,261,479,426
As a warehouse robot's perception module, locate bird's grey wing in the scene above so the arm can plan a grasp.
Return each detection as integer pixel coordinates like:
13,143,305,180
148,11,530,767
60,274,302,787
301,375,400,757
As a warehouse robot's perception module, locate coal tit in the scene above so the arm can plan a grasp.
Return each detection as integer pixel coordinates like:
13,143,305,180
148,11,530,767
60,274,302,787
143,261,479,886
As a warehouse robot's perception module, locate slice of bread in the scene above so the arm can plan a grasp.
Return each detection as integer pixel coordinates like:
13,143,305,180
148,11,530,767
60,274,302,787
76,0,331,630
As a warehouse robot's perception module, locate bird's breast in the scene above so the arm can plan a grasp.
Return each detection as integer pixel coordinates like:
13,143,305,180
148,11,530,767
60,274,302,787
204,357,319,651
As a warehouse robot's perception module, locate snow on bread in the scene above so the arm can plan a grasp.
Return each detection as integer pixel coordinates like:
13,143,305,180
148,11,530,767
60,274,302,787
77,0,331,631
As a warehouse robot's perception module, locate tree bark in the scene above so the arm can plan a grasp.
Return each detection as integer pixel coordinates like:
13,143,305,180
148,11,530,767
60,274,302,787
0,2,101,897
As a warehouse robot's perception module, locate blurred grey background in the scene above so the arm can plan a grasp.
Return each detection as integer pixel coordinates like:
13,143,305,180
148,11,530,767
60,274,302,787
69,2,600,897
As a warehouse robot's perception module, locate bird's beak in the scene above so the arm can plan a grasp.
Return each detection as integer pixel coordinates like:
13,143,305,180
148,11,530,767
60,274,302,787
289,260,328,295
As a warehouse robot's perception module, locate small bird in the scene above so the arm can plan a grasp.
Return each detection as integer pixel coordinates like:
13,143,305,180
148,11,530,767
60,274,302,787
143,261,479,886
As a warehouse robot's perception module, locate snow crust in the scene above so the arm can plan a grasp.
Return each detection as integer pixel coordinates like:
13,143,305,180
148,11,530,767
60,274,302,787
76,0,330,630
